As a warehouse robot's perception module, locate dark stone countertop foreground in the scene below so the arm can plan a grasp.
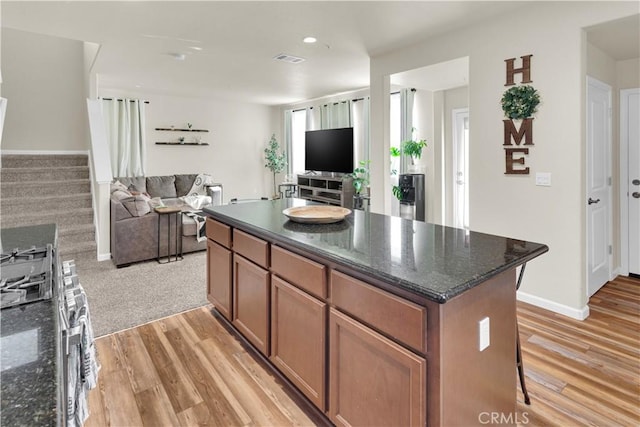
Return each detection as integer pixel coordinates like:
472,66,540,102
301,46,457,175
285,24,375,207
1,223,58,426
203,199,549,303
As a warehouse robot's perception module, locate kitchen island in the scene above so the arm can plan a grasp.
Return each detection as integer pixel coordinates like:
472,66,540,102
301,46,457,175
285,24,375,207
202,199,548,426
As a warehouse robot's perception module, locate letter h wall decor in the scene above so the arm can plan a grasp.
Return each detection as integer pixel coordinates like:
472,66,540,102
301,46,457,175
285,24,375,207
501,55,541,175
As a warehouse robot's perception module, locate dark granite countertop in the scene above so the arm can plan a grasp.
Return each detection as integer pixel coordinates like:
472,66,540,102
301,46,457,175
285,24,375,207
1,301,57,426
1,223,58,251
203,199,548,303
1,224,58,426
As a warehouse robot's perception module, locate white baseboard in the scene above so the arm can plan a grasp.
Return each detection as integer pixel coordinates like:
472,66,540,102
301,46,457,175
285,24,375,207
97,252,111,262
1,149,90,155
517,291,590,320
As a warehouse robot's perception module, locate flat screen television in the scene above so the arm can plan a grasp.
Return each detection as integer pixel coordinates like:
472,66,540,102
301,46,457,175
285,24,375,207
305,127,354,174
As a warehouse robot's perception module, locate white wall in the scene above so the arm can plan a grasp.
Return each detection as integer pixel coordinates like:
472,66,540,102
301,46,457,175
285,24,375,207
370,1,639,318
1,28,88,151
617,58,640,89
100,89,278,202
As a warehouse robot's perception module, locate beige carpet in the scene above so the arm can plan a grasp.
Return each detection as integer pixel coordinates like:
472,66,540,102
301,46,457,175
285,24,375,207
71,251,208,337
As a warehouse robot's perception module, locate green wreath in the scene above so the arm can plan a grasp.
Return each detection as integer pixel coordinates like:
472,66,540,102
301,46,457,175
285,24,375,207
501,85,541,120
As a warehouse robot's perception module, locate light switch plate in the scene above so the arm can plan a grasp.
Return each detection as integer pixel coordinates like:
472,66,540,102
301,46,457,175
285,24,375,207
479,317,490,351
536,172,552,186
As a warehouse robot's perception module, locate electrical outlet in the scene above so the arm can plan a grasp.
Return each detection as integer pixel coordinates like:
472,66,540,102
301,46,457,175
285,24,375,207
535,172,551,186
479,317,490,351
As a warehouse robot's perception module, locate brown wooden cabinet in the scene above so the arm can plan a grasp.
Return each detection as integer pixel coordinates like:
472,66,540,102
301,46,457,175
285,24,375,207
206,239,233,321
270,276,326,411
205,211,525,426
233,254,270,356
329,308,427,427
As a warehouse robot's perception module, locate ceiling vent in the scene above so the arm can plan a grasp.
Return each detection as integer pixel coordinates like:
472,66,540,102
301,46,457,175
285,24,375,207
273,53,305,64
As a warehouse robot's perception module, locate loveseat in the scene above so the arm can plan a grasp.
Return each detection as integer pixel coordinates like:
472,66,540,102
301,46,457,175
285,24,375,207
110,174,221,267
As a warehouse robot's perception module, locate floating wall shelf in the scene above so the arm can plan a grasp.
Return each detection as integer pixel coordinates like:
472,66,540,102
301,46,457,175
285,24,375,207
155,128,209,132
155,142,210,146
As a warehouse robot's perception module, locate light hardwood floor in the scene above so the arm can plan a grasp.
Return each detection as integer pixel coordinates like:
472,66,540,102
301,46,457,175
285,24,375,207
85,276,639,426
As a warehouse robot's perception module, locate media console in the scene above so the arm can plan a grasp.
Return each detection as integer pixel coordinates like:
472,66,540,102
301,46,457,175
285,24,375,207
297,175,354,208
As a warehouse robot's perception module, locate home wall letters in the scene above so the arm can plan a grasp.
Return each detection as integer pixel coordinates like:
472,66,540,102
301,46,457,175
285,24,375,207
501,54,540,175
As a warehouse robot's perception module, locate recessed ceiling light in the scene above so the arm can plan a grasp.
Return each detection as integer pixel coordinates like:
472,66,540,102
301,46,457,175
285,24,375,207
303,36,317,44
189,46,203,51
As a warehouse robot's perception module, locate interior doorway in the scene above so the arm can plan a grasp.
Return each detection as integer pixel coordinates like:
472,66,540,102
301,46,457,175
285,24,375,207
586,76,613,297
620,88,640,276
389,56,469,224
452,108,469,229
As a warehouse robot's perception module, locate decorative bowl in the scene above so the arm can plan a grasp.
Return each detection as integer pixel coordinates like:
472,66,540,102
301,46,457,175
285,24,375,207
283,205,351,224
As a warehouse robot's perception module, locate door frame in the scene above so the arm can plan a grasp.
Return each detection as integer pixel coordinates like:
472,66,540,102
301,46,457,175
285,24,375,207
619,88,640,276
452,108,469,229
586,76,613,296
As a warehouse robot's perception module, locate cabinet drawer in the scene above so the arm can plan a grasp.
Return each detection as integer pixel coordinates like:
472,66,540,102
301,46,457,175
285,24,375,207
233,229,269,269
206,218,231,248
271,246,326,299
330,270,426,353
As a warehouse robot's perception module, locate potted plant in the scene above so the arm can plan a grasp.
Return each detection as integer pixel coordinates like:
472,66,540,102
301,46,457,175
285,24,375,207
402,131,427,171
390,129,427,199
264,134,287,199
390,147,402,200
347,160,370,209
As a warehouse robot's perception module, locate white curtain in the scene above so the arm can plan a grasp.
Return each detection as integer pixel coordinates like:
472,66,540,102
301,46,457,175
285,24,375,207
400,88,415,174
351,97,370,165
101,98,146,177
320,100,352,129
306,107,318,131
363,97,370,164
284,109,293,176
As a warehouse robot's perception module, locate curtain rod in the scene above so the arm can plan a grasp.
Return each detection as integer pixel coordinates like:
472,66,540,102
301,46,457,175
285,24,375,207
290,88,415,112
101,97,150,104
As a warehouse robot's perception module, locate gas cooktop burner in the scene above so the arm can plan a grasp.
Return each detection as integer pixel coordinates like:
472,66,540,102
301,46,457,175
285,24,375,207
0,244,54,309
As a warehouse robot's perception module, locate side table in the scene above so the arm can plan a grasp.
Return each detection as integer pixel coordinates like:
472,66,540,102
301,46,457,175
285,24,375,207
155,206,183,263
278,183,298,198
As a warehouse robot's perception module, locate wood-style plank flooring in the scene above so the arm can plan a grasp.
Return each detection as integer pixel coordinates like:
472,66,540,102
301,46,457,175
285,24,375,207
85,276,640,427
515,275,640,426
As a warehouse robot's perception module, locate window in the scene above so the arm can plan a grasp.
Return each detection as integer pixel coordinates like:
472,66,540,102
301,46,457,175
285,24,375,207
291,109,307,174
390,92,400,175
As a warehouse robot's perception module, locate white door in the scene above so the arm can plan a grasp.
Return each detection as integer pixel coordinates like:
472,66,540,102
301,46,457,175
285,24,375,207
622,89,640,276
452,109,469,229
587,77,612,296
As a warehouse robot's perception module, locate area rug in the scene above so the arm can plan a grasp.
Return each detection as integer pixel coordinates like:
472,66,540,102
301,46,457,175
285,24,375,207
71,251,208,337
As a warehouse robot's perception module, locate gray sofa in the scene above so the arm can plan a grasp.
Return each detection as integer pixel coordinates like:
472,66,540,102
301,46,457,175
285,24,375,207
110,174,219,267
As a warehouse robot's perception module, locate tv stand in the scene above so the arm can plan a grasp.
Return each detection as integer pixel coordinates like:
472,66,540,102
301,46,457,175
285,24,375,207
297,175,354,208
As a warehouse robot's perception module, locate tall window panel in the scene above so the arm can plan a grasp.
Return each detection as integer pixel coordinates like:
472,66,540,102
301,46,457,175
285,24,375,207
291,109,307,175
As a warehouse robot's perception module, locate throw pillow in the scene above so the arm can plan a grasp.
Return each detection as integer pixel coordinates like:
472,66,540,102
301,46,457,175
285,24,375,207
121,194,152,217
175,174,198,197
127,183,151,198
110,180,129,194
146,176,177,198
111,189,133,201
114,177,147,193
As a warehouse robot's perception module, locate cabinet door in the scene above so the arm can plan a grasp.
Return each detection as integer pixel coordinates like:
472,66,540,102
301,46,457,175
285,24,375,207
233,254,270,356
329,308,426,427
271,276,326,411
206,239,232,320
